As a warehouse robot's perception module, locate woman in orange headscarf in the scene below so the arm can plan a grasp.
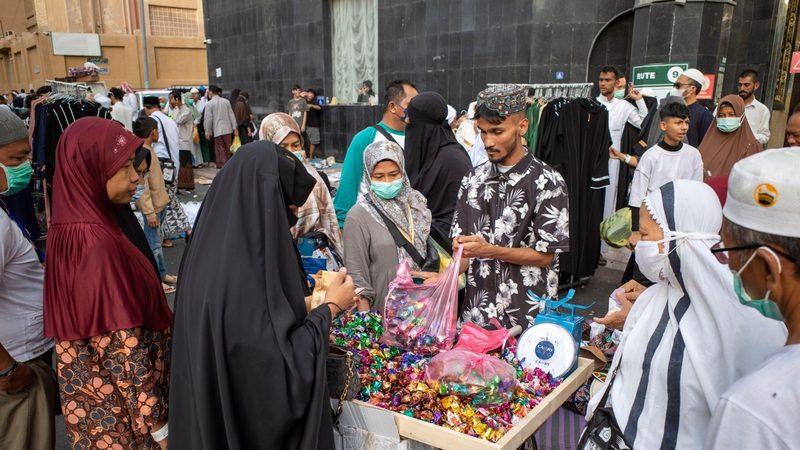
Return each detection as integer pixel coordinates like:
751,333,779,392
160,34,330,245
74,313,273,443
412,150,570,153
698,94,762,180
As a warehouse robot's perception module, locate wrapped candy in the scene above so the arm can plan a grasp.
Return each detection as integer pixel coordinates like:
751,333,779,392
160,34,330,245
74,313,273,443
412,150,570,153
380,246,463,354
424,348,518,405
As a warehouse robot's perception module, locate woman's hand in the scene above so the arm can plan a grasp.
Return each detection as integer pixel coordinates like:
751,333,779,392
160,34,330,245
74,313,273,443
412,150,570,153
410,271,440,285
158,438,168,450
324,268,356,314
356,296,371,312
593,280,647,330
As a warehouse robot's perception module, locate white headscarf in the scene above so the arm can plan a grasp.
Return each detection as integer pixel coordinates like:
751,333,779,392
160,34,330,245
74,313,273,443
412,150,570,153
587,180,786,450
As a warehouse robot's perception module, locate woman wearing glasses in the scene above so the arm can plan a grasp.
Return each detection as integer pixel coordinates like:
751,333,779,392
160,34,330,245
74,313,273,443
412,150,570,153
581,179,785,450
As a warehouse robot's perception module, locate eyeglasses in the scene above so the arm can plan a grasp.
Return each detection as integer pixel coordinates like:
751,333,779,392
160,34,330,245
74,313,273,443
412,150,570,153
672,82,692,89
710,241,798,265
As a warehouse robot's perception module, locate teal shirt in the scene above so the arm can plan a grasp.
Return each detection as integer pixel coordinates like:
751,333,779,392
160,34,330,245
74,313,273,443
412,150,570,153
334,122,405,227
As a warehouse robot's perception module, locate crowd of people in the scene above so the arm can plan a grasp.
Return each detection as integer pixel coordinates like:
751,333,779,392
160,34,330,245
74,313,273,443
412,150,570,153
0,64,798,450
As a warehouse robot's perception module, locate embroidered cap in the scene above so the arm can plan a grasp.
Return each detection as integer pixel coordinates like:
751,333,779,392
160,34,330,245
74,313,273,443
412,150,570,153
723,147,800,238
476,84,528,117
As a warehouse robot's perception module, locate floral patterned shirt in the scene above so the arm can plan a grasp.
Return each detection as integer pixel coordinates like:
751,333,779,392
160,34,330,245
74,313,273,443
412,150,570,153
451,152,569,329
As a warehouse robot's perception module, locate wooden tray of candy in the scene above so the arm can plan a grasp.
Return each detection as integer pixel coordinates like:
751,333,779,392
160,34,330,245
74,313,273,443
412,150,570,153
353,357,593,450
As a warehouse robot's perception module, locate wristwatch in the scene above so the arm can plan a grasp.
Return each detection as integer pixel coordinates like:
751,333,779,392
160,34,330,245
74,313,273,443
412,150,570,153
0,361,18,378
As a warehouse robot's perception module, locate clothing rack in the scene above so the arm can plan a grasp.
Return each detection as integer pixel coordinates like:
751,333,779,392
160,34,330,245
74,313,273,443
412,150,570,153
487,83,594,99
46,80,90,99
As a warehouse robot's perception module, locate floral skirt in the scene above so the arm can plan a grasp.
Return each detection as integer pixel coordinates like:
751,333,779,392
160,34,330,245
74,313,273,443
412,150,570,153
56,328,171,450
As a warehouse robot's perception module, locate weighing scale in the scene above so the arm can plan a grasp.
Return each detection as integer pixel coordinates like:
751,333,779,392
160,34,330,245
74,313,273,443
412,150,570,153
516,289,592,378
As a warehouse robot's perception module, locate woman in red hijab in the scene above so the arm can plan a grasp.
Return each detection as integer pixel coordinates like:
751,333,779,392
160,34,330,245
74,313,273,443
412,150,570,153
44,118,173,449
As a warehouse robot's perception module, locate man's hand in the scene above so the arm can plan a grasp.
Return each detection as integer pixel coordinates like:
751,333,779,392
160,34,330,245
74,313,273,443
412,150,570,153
453,235,495,259
628,231,642,248
356,296,371,312
609,147,625,161
410,271,440,285
234,129,239,137
628,83,643,101
0,362,34,394
206,133,213,140
146,215,159,229
301,126,306,132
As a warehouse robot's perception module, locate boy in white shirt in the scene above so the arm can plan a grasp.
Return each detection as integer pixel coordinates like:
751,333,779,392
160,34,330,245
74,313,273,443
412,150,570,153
628,101,704,212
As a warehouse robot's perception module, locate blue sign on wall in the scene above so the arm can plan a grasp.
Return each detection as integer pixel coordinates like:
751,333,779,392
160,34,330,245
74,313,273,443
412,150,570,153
555,71,565,80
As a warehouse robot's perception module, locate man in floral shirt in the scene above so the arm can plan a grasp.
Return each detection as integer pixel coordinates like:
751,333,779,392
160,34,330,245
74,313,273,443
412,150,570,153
450,85,569,328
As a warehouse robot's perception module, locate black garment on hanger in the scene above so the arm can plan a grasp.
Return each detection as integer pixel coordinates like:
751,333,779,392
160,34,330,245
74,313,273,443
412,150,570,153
536,97,611,279
615,96,657,211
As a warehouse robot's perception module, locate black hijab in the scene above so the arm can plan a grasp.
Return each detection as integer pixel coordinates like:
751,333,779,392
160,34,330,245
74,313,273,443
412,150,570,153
169,141,332,450
404,92,472,249
115,146,159,277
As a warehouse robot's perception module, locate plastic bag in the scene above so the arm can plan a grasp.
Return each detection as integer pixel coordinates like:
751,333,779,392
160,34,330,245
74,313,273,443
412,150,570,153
230,136,242,154
455,319,516,354
424,348,518,405
381,245,463,354
600,207,632,248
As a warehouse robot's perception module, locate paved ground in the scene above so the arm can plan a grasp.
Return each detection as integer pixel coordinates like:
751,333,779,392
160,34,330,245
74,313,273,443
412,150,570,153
54,166,626,448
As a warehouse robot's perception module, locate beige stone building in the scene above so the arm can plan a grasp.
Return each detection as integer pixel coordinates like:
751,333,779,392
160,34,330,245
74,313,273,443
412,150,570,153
0,0,208,94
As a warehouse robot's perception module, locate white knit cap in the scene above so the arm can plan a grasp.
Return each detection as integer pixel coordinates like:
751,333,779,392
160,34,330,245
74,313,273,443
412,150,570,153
681,68,710,91
723,147,800,238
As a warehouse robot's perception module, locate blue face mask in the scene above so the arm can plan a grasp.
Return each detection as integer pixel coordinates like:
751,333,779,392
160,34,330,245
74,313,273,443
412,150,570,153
613,89,626,100
370,179,404,200
716,116,742,133
732,248,784,321
132,184,145,202
0,160,33,196
293,151,305,161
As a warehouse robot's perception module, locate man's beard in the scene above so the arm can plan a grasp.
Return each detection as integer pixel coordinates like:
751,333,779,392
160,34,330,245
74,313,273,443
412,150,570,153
738,90,752,99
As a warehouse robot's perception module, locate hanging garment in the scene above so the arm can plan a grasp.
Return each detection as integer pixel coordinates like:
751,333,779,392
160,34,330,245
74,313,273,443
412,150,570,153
537,98,610,279
615,96,658,210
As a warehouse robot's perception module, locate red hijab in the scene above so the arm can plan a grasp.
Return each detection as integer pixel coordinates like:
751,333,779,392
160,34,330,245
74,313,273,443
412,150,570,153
44,117,172,340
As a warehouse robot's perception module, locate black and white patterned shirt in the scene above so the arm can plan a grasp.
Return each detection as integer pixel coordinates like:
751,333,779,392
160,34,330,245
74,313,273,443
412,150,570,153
451,152,570,328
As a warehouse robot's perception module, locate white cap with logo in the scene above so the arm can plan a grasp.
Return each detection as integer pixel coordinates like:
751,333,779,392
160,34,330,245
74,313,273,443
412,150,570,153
723,147,800,238
681,68,711,91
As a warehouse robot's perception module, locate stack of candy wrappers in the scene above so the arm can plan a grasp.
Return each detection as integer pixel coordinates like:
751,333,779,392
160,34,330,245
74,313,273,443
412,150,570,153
330,312,561,443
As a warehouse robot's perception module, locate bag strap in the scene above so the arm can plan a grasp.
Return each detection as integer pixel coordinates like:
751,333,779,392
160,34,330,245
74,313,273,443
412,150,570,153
372,125,399,145
365,196,425,268
152,115,175,161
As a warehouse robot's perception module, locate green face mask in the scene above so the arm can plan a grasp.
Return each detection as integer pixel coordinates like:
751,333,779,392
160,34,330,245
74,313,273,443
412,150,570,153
292,151,305,161
0,160,33,196
732,248,784,321
613,89,626,100
186,99,195,106
716,116,742,133
370,179,403,200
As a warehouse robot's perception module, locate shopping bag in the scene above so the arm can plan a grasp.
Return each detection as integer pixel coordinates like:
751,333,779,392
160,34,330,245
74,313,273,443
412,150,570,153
192,127,200,144
424,348,518,405
381,245,463,354
600,207,632,248
229,135,242,154
454,319,516,353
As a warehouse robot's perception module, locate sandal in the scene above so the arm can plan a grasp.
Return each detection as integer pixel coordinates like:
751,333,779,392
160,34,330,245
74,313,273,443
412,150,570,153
162,283,176,294
162,274,178,284
162,239,173,248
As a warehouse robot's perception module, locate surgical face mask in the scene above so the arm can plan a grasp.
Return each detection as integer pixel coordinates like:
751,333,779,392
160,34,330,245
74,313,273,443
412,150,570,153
669,88,686,98
0,160,33,196
635,240,671,283
393,104,408,122
716,116,742,133
132,184,145,202
292,151,305,161
370,179,404,200
186,99,195,106
613,89,626,100
732,248,784,321
160,103,166,109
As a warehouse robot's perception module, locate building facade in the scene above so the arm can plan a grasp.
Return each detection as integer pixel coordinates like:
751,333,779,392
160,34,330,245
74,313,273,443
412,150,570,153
0,0,209,93
204,0,799,157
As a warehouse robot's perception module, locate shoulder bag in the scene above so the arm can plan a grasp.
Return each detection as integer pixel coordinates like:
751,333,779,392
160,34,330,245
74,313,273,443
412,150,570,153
365,196,440,273
153,116,176,185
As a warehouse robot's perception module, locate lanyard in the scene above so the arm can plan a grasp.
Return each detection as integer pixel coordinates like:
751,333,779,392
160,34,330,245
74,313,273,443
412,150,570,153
0,200,45,265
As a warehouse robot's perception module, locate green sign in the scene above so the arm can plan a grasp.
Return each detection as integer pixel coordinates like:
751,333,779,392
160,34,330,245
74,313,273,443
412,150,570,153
632,63,688,87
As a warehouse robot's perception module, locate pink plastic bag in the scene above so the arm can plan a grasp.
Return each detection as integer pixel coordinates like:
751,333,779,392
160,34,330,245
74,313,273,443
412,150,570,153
380,245,463,354
424,348,518,405
455,319,517,354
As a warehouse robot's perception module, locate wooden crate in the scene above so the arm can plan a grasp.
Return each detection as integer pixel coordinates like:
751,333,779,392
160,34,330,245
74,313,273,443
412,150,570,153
353,357,593,450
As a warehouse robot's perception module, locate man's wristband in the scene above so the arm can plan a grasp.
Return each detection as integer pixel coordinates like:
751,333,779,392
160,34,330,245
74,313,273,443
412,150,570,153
623,154,632,165
0,361,19,378
151,422,169,442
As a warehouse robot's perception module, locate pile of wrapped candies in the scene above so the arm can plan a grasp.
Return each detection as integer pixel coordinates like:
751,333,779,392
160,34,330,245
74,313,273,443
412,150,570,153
330,312,561,443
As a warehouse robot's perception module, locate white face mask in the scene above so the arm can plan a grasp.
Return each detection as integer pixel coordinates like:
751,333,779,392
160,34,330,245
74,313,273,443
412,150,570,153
635,231,719,284
635,240,671,283
669,88,686,98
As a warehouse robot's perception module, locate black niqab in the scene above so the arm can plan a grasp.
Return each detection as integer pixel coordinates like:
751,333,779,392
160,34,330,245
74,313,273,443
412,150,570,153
169,141,332,450
404,92,471,249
